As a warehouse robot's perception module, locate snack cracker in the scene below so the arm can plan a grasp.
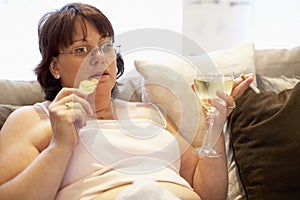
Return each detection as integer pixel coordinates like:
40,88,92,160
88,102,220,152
79,79,99,94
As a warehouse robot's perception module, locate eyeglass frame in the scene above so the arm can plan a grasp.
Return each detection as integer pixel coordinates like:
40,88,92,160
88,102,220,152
58,40,118,58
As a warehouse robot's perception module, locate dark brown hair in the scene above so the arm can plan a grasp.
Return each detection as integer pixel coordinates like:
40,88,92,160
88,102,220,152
34,3,124,100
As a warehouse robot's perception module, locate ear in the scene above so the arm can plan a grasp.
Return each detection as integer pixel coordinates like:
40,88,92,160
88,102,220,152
49,58,60,79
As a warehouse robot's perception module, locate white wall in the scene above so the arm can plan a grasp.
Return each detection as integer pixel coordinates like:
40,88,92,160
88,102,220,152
183,0,254,54
253,0,300,49
1,0,300,80
182,0,300,53
0,0,182,80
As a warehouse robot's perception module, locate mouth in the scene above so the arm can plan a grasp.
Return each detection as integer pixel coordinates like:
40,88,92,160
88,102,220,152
89,70,109,79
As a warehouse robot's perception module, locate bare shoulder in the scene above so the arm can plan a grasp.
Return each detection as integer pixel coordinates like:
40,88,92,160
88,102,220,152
1,105,45,132
0,103,51,150
0,103,51,185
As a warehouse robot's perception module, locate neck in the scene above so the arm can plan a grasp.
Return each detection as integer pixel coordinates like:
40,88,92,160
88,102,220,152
92,94,114,120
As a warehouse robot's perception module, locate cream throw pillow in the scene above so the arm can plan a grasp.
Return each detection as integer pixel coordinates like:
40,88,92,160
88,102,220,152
135,61,206,147
134,43,255,147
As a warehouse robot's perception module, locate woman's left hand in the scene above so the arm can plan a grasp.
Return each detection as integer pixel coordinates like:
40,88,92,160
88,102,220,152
191,73,255,118
231,73,254,100
214,73,255,117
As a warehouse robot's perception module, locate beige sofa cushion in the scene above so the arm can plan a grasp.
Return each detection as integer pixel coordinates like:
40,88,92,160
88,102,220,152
255,46,300,78
0,79,44,105
0,79,44,130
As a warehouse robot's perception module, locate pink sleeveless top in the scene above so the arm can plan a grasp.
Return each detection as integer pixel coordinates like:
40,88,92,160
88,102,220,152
35,101,192,200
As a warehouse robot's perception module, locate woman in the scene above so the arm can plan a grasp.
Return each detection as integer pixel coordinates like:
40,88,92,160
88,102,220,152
0,3,254,200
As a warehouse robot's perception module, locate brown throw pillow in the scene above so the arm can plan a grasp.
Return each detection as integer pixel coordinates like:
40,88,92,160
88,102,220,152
228,82,300,200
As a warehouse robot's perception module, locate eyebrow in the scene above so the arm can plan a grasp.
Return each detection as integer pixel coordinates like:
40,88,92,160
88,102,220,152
70,39,86,46
72,37,111,46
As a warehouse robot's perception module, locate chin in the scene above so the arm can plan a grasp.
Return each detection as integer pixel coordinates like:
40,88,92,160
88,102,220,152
95,83,114,95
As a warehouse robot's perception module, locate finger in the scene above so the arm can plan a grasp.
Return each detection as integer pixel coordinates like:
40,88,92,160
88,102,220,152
216,91,235,107
71,101,89,120
231,74,254,99
71,108,87,129
54,87,90,102
56,91,93,116
63,103,88,129
210,98,226,114
191,83,195,92
215,91,236,117
210,99,227,125
215,90,226,102
232,73,254,88
70,95,93,116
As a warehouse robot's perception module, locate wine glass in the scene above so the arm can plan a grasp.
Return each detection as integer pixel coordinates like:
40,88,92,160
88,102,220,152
193,68,234,158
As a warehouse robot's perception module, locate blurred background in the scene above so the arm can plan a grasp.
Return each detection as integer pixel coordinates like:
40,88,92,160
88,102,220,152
0,0,299,80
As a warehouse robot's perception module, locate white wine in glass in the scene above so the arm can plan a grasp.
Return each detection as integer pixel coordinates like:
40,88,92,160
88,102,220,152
193,69,233,158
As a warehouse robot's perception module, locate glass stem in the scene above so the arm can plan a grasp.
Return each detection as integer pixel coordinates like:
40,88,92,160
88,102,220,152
204,112,215,149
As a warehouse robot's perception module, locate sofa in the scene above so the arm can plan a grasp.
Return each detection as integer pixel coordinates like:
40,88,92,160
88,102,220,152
1,43,300,200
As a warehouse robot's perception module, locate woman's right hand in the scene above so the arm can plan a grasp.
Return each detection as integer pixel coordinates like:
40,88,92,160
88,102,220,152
48,88,93,150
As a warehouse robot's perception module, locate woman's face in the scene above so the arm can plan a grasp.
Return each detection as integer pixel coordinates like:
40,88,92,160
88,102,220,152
50,21,117,96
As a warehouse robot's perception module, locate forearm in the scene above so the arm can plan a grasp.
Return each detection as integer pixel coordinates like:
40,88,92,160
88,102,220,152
0,143,73,200
193,134,228,200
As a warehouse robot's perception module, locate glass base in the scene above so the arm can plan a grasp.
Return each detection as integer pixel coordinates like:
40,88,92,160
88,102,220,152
192,147,222,158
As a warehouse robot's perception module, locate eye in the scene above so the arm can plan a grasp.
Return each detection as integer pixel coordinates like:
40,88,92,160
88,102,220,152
99,42,113,50
100,42,113,52
73,46,90,56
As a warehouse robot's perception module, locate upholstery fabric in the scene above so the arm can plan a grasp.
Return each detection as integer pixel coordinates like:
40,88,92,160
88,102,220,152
0,79,44,105
228,82,300,200
255,46,300,78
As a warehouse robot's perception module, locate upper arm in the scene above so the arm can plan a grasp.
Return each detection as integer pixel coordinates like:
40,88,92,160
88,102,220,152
0,106,50,185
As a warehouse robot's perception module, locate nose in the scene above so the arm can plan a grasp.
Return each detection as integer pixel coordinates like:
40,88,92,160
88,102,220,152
90,46,106,58
89,47,106,66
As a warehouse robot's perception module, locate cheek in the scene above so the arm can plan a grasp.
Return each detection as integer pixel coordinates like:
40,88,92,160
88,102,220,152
109,61,117,78
58,59,82,87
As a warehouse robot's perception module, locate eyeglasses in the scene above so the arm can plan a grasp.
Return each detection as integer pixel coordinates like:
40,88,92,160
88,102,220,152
58,41,116,58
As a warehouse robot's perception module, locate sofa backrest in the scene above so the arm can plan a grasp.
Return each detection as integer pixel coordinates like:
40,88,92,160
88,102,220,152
0,79,44,105
0,79,44,129
254,46,300,78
